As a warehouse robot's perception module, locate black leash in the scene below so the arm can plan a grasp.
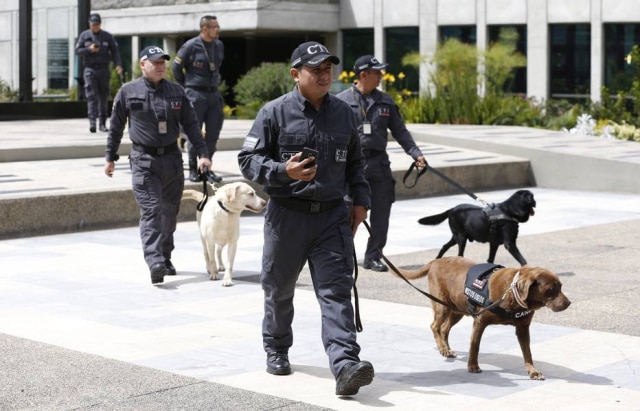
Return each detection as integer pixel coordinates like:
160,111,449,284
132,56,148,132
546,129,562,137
362,221,452,309
352,249,363,332
353,164,500,328
196,167,210,212
361,220,506,318
402,163,488,206
402,163,427,188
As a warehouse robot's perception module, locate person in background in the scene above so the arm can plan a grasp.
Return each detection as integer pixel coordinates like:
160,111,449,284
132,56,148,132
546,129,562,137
336,55,427,272
104,46,211,285
172,15,225,183
75,13,123,133
238,41,374,397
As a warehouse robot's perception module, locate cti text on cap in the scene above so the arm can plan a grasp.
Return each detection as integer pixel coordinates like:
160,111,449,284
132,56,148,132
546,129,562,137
139,46,170,62
290,41,340,68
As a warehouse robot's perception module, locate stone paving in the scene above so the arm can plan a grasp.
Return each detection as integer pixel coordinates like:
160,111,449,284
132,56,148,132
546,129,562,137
1,119,639,410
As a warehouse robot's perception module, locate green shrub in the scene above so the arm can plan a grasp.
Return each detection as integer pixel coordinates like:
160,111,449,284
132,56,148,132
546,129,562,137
0,78,18,102
233,62,294,119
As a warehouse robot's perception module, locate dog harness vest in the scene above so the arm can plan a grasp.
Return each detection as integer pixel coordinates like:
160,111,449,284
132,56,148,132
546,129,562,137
483,204,518,222
464,263,503,308
464,264,532,320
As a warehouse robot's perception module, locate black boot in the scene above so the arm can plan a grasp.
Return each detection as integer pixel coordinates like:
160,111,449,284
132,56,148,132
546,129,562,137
188,158,200,182
99,118,108,132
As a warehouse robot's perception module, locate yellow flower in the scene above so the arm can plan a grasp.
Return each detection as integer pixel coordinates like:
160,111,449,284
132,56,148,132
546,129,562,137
398,72,406,80
626,53,633,65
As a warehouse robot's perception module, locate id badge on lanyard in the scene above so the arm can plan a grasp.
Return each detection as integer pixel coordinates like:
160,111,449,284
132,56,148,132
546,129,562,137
363,122,372,135
158,121,168,134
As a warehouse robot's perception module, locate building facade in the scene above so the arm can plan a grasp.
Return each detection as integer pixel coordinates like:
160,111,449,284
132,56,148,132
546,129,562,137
1,0,639,103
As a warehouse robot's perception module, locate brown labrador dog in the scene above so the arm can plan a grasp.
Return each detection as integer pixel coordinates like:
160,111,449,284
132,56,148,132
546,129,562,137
397,256,571,380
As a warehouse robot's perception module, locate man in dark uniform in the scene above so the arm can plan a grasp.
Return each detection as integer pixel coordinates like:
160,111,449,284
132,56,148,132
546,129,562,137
172,15,224,183
238,41,374,397
75,13,123,133
336,55,427,272
104,46,211,285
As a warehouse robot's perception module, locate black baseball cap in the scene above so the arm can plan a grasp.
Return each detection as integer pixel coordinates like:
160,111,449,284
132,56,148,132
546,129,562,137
89,13,101,24
139,46,170,62
291,41,340,68
354,55,389,75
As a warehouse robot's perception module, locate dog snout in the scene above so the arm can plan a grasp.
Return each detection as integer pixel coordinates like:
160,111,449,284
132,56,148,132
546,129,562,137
549,294,571,312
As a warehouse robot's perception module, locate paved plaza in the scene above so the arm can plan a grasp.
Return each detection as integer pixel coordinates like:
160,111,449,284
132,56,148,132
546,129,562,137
1,120,639,410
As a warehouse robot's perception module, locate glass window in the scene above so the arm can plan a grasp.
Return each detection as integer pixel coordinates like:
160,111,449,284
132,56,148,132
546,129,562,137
549,24,591,99
48,39,68,90
604,24,640,93
488,25,527,94
115,36,132,81
342,28,374,72
439,26,477,44
385,27,419,92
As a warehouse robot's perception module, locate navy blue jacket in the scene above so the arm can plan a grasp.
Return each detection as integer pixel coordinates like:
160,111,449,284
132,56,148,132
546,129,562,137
172,36,224,88
105,78,208,162
336,86,423,159
238,86,370,208
75,29,122,69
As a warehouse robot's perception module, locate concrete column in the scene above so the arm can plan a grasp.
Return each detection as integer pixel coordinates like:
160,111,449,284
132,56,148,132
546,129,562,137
419,0,438,95
131,36,139,75
35,7,48,94
333,30,344,75
374,0,384,61
164,37,177,57
590,0,603,102
526,0,548,100
476,0,487,97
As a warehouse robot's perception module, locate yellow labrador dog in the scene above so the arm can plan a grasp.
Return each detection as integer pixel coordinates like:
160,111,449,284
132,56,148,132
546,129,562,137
182,182,267,286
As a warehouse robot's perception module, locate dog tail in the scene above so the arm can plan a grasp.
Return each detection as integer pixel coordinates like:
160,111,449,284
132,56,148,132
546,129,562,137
181,189,205,202
417,209,451,226
393,260,434,280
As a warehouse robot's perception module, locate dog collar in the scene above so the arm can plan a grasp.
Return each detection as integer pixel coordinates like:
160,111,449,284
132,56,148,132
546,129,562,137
510,271,529,309
217,200,231,213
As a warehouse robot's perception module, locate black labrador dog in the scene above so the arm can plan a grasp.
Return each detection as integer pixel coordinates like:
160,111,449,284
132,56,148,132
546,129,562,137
418,190,536,266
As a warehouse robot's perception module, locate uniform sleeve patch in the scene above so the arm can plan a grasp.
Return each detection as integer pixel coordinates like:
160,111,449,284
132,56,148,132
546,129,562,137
242,135,259,150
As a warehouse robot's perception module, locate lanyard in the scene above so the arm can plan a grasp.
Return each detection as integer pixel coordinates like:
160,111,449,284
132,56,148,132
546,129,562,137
351,86,369,121
148,90,167,121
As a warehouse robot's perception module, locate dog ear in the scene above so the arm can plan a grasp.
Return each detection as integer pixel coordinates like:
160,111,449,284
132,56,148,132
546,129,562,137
515,268,538,302
226,184,240,203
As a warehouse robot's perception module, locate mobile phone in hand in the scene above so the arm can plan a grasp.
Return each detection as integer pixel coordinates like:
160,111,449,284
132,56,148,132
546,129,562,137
300,147,318,168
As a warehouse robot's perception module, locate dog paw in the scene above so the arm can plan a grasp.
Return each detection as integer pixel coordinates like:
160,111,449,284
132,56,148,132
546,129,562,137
467,364,482,374
529,371,545,380
440,349,457,358
218,265,226,272
209,273,218,281
222,278,233,287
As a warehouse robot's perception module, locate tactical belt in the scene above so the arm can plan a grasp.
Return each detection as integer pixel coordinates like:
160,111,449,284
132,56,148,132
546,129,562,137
187,86,218,92
362,149,384,157
272,197,344,214
132,141,179,156
86,63,109,70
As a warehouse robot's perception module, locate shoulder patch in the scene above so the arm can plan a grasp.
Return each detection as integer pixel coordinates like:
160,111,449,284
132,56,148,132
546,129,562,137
242,135,259,151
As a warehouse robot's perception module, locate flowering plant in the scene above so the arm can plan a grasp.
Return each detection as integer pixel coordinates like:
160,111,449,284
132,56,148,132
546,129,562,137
337,70,413,104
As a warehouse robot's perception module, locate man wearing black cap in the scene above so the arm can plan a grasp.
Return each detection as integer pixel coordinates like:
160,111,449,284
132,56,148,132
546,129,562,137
336,55,426,272
75,13,123,133
104,46,211,285
172,15,225,184
238,41,374,396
